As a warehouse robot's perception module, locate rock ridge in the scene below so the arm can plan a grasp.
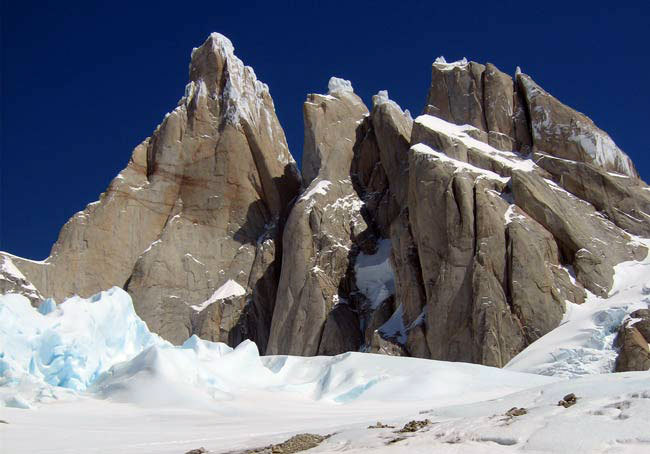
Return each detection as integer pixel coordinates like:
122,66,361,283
2,35,649,369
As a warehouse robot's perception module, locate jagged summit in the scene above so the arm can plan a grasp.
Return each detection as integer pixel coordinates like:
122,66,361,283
517,71,637,178
372,89,412,120
2,33,649,373
425,57,638,177
433,55,469,68
184,32,292,143
1,32,301,348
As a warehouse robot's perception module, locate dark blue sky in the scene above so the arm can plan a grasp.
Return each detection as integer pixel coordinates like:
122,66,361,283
2,0,649,260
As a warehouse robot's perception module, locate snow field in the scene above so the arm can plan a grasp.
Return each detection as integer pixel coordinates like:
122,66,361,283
1,241,650,453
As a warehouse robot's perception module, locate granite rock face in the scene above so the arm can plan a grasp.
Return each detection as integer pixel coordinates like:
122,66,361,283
517,73,638,177
405,142,586,365
1,34,301,348
615,309,650,372
0,256,43,305
365,57,646,366
2,38,649,368
533,153,650,237
423,58,638,179
351,93,426,357
424,58,532,153
123,34,301,347
266,78,368,356
425,58,487,132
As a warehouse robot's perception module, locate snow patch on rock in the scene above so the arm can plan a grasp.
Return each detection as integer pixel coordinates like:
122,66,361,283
191,279,246,312
433,56,469,70
300,179,332,201
411,142,510,183
414,114,536,172
378,304,407,344
355,239,396,310
327,77,354,95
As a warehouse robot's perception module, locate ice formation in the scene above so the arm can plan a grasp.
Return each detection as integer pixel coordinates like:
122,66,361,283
2,248,650,453
506,239,650,377
327,77,354,95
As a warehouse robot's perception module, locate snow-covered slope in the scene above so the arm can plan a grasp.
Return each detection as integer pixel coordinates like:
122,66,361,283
2,247,650,453
0,288,552,410
310,372,650,453
506,238,650,377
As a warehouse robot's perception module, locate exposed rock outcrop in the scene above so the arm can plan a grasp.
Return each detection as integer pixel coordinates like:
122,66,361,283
518,73,638,177
2,36,648,368
405,141,586,365
332,59,645,366
423,57,638,179
352,93,428,357
1,33,301,348
266,78,368,356
511,169,644,296
533,153,650,237
615,309,650,372
389,58,647,364
425,58,487,132
0,255,43,305
424,58,532,153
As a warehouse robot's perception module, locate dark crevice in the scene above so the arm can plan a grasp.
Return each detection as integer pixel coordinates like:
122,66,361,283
480,67,490,134
450,177,464,224
515,74,534,151
503,227,514,311
472,184,478,257
504,227,528,344
122,273,133,292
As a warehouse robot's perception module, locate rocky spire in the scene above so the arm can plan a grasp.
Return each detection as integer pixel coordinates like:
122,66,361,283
2,36,648,371
266,77,369,356
1,33,301,348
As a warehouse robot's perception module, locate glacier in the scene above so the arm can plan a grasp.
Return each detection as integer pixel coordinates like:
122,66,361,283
0,287,552,410
0,288,160,396
506,237,650,377
2,246,650,453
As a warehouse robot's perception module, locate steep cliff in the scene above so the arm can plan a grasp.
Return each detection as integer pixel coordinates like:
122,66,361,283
1,34,301,349
3,38,649,370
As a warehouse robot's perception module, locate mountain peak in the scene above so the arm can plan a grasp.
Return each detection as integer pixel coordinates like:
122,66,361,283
190,32,235,64
208,32,235,55
186,32,272,128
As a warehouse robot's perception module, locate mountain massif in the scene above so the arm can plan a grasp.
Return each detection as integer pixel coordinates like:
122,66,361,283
2,33,649,371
